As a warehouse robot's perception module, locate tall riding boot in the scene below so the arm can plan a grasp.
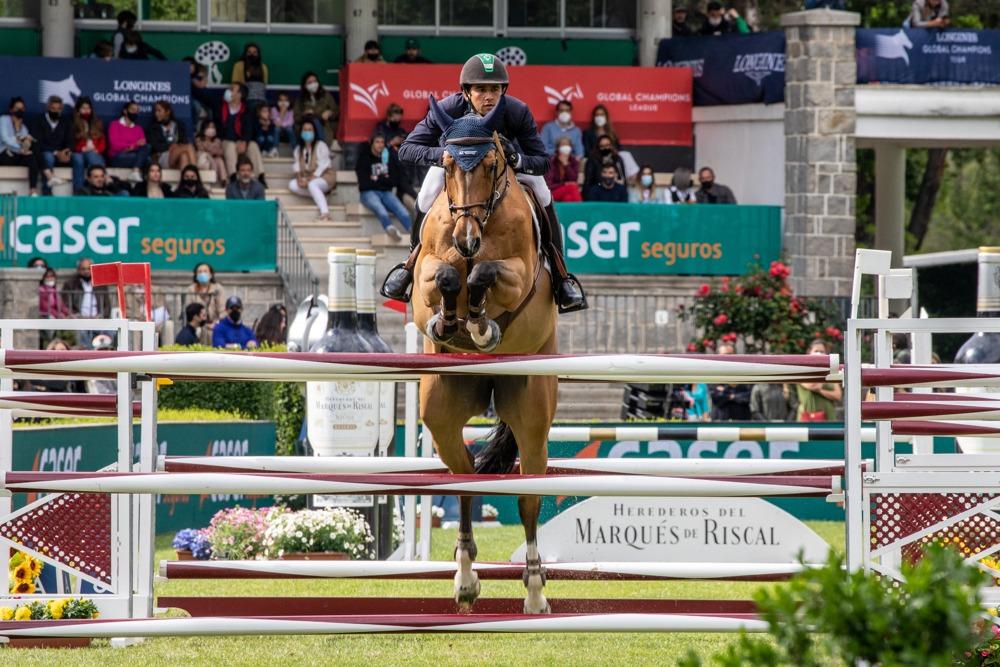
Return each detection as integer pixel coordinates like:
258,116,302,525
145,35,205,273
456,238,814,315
380,208,425,302
543,203,587,313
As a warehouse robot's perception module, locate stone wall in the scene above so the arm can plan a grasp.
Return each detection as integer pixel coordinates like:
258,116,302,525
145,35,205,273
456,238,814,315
782,9,860,297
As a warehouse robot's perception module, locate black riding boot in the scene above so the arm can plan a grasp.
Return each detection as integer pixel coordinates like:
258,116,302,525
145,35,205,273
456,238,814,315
543,204,587,313
380,209,425,302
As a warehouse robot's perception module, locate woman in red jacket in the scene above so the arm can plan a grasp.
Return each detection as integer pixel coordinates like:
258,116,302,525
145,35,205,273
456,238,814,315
545,136,582,202
70,97,106,194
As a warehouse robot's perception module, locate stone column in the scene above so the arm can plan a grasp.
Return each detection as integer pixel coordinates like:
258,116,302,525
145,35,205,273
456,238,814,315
41,0,75,58
874,143,906,267
781,9,860,297
638,0,671,66
345,0,378,64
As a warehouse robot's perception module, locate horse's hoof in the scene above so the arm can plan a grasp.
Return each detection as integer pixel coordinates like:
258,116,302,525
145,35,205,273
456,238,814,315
466,318,501,352
454,576,481,613
523,595,551,615
425,314,456,344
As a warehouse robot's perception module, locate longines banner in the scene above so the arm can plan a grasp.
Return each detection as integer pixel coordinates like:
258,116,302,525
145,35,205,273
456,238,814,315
3,197,277,271
11,422,275,533
339,63,693,146
0,56,191,122
556,203,781,276
857,28,1000,85
657,31,786,106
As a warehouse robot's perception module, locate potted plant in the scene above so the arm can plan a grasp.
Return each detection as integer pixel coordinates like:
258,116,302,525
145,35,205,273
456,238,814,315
416,504,446,528
481,504,499,523
263,507,374,560
203,507,270,560
1,597,99,649
172,528,212,560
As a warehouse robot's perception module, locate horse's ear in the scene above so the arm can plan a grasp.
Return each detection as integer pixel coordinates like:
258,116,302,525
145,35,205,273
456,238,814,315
493,130,504,161
428,96,453,133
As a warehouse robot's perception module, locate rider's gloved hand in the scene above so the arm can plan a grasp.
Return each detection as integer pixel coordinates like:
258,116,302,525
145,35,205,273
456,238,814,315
499,137,521,170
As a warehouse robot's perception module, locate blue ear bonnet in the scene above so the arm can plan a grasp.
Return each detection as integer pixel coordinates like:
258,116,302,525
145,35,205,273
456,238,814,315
428,95,506,171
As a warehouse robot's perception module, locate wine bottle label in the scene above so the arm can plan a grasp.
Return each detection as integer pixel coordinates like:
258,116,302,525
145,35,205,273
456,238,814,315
378,382,397,456
977,248,1000,314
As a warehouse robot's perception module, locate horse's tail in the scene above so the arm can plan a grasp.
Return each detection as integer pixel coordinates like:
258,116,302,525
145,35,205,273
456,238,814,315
474,421,519,474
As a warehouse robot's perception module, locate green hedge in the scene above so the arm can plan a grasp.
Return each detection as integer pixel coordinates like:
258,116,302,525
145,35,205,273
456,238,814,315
157,345,305,456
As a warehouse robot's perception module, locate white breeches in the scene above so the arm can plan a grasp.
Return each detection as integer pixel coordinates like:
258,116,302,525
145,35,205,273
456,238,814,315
416,165,551,214
288,177,332,215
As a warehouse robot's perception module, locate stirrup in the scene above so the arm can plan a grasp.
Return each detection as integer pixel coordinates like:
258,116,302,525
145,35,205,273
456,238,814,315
556,273,588,314
380,263,414,302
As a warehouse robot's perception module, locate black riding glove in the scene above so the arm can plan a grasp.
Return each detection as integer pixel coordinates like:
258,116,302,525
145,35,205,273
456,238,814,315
499,137,520,170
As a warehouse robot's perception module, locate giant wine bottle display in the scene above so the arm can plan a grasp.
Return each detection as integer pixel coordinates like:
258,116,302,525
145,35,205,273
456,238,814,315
355,249,397,457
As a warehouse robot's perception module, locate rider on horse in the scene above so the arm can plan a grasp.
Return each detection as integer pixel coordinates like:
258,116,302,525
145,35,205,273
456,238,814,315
380,53,587,314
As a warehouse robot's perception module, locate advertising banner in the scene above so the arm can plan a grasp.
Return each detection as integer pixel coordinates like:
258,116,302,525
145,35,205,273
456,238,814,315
857,28,1000,85
556,203,781,276
657,32,786,106
3,197,277,271
0,56,190,123
11,422,275,533
339,63,692,146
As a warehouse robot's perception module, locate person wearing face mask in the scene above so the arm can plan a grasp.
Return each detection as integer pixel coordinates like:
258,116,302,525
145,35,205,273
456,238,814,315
220,83,265,185
38,267,70,322
699,2,743,36
271,92,295,145
226,156,266,200
289,120,336,221
356,133,411,240
695,166,737,204
354,39,385,63
173,164,210,199
586,162,629,203
187,263,225,344
108,101,151,183
540,99,584,158
231,43,269,113
212,296,257,349
374,103,419,199
583,136,625,199
26,257,48,270
545,136,582,202
0,96,41,195
195,120,227,187
394,38,432,64
61,257,111,348
70,97,107,194
31,95,74,194
629,164,665,204
796,339,843,421
582,105,614,156
293,72,338,143
118,29,166,60
174,302,207,346
253,105,279,158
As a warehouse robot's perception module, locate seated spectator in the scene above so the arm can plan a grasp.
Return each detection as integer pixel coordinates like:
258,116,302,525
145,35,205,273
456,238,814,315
175,302,207,346
585,162,629,203
356,134,411,240
253,105,279,158
62,257,111,348
672,5,695,36
709,340,751,420
394,38,431,63
33,339,79,391
354,39,385,63
173,164,210,199
583,135,626,197
148,100,196,170
188,262,225,344
630,164,664,204
289,120,336,221
253,304,288,346
119,29,166,60
906,0,949,28
32,94,73,193
27,257,47,270
796,339,842,421
38,267,70,321
131,162,173,198
293,72,338,143
695,166,737,204
583,104,615,156
112,9,136,58
108,101,151,183
90,39,115,60
226,155,266,200
545,136,582,203
540,99,584,158
195,120,227,186
750,383,798,421
374,103,407,150
0,96,40,195
80,164,126,196
220,83,264,184
699,2,748,35
213,296,257,349
271,92,295,144
666,167,698,204
70,97,106,194
231,43,269,113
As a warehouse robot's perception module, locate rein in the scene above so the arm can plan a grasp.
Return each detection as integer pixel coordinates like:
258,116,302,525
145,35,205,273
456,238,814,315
443,138,511,230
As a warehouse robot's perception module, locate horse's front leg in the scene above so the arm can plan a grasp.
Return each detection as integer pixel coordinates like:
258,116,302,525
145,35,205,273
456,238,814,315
421,258,462,345
466,258,527,351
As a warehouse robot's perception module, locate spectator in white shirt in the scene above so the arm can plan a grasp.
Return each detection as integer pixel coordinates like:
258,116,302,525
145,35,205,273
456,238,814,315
288,120,335,221
540,99,584,158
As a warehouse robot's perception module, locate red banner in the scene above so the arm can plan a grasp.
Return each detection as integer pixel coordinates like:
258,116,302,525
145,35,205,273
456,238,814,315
339,63,692,147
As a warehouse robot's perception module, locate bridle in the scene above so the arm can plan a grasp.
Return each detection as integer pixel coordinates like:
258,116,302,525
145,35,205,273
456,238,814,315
443,137,511,231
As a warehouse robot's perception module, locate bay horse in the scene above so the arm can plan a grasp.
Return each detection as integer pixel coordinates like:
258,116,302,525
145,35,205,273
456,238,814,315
411,97,558,614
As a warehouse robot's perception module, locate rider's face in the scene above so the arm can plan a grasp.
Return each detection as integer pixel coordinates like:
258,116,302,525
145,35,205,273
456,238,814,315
466,84,502,115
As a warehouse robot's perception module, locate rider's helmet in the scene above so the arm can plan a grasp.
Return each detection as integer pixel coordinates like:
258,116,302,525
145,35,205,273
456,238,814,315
459,54,509,92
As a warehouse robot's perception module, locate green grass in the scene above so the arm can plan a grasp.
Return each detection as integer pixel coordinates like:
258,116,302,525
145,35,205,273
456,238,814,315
6,522,845,665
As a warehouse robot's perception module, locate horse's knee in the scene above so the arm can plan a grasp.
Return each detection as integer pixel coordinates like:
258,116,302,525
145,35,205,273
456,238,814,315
435,265,461,297
468,261,499,289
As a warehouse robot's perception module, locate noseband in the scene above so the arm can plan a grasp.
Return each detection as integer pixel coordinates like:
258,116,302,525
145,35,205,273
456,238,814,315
443,137,510,230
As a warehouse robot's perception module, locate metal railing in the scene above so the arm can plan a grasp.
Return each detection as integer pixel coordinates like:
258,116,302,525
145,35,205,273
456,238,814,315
275,202,320,307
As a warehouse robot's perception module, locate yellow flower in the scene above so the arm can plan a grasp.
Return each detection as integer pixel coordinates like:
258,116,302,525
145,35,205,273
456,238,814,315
990,608,999,617
14,606,31,621
26,558,42,576
92,612,100,619
47,600,65,620
11,564,30,581
11,580,34,595
0,606,14,620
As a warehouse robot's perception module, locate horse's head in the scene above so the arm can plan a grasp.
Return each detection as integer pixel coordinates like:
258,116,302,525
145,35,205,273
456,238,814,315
430,97,509,259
